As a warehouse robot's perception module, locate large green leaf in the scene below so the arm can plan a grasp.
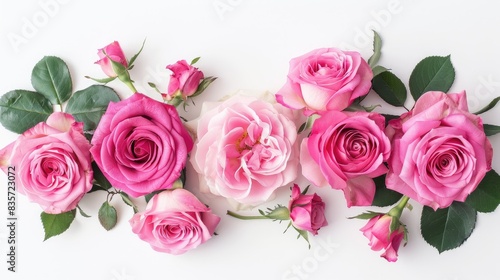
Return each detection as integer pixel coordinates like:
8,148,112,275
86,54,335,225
31,56,72,105
465,170,500,213
409,55,455,101
41,209,76,241
98,201,117,231
421,202,476,253
0,90,53,134
371,71,407,107
371,174,403,207
483,124,500,136
65,85,119,131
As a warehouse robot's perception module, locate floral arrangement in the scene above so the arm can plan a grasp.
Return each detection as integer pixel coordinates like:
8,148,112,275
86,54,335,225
1,32,499,261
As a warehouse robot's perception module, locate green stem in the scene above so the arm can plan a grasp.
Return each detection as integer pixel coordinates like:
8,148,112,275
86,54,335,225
227,210,269,220
168,96,184,107
388,195,410,219
124,80,138,93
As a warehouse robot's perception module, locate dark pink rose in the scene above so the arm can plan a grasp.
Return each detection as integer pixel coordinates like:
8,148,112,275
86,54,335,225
360,214,405,262
386,91,493,210
165,60,204,100
0,113,92,214
130,189,220,255
288,184,328,235
95,41,128,77
90,93,193,197
300,111,391,207
276,48,373,116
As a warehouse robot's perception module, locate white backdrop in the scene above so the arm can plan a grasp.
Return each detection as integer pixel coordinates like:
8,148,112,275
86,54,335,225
1,1,500,279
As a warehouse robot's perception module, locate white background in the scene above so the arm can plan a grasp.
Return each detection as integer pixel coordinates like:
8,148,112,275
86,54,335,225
1,0,500,279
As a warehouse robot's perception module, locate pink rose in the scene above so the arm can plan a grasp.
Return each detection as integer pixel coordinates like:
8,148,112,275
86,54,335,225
90,93,193,197
386,91,493,210
276,48,373,116
130,189,220,255
0,113,92,214
360,214,405,262
165,60,204,100
95,41,128,77
289,184,328,235
300,111,391,207
189,93,299,206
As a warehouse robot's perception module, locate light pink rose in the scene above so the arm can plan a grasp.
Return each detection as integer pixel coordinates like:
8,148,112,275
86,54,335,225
360,214,405,262
0,112,92,214
276,48,373,116
90,93,193,197
189,93,299,206
95,41,128,77
301,111,391,207
289,184,328,235
386,91,493,210
165,60,204,100
130,189,220,255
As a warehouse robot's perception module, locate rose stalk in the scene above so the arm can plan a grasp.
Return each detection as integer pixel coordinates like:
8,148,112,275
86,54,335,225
227,184,328,245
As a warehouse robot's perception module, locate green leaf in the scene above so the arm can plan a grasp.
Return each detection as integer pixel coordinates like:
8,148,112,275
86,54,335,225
409,55,455,101
420,202,476,253
371,71,407,107
368,30,382,68
90,162,112,192
465,170,500,213
120,192,138,214
0,90,53,134
349,211,381,220
473,96,500,115
41,209,76,241
77,205,91,218
190,57,201,65
371,174,403,207
85,75,116,84
294,227,311,249
483,124,500,136
65,85,119,131
31,56,72,105
372,65,388,78
98,201,117,231
128,38,146,67
191,76,217,98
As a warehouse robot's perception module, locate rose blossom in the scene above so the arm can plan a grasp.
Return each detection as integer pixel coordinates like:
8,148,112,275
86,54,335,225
300,111,391,207
95,41,128,77
360,214,405,262
90,93,193,197
165,60,204,100
289,184,328,235
0,112,92,214
189,92,299,206
276,48,373,116
130,189,220,255
386,91,492,210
